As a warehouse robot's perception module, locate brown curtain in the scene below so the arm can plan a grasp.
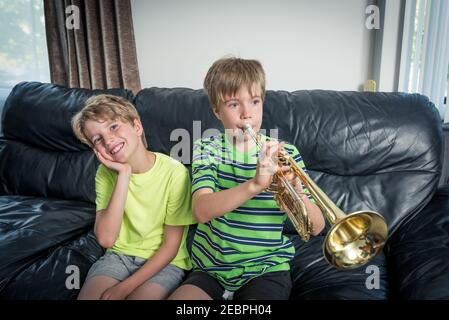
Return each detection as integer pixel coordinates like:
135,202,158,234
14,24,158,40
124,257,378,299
44,0,141,94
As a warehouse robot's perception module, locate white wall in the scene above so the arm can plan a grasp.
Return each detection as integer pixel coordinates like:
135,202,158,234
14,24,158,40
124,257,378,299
132,0,374,91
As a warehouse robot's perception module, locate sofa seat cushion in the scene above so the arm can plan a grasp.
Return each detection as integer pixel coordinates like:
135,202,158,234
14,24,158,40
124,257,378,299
387,185,449,299
0,196,102,298
1,231,102,299
289,232,389,300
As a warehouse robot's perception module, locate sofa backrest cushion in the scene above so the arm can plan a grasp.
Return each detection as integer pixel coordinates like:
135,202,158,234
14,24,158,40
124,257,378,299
135,88,442,235
0,82,135,203
135,87,222,170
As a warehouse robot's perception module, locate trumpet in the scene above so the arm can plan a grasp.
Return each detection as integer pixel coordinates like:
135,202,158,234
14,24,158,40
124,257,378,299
243,124,388,269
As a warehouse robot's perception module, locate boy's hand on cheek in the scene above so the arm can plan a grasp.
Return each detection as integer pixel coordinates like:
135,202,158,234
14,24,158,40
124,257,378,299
94,149,131,175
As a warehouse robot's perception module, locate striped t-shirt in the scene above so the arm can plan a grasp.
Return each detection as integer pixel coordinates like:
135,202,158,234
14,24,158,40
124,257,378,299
191,133,311,291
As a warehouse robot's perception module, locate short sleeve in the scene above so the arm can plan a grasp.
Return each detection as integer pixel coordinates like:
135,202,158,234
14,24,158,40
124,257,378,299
284,144,316,203
191,138,219,194
165,165,196,226
95,164,116,212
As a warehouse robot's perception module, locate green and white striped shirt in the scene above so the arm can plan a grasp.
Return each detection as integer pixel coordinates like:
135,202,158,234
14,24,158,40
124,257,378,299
191,133,310,291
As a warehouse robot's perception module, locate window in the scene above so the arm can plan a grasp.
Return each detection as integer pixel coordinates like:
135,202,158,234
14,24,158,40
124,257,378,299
0,0,50,89
399,0,449,121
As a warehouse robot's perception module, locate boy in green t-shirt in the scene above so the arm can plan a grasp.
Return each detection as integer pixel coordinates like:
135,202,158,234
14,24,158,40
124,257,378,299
169,57,325,300
72,94,196,300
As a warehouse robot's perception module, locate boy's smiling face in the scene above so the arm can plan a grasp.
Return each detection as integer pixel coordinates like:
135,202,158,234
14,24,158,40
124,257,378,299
84,117,143,163
213,84,263,141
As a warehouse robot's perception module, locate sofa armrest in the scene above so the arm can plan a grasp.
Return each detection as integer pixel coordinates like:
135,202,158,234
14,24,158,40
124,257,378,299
386,185,449,299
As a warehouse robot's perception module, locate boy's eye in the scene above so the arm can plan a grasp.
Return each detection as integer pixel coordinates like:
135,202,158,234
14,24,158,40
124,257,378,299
110,123,119,130
92,137,102,145
252,99,261,105
227,102,238,108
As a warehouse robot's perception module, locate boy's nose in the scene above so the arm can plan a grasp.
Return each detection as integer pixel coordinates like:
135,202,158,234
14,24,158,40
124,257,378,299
240,104,252,119
104,135,115,148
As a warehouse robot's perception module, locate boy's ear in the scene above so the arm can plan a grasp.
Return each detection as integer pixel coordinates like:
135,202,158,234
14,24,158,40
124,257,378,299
212,106,221,120
133,118,144,137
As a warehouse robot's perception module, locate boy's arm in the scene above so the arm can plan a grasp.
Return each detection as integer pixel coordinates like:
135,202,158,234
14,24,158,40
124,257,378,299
193,181,263,223
194,140,325,234
94,150,132,248
193,140,283,223
100,225,184,299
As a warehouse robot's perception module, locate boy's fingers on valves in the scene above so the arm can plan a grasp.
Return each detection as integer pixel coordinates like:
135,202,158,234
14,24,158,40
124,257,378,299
259,141,280,164
258,143,278,176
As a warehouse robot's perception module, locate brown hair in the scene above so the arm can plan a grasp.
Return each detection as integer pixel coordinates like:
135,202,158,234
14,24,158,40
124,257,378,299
71,94,148,148
203,57,266,111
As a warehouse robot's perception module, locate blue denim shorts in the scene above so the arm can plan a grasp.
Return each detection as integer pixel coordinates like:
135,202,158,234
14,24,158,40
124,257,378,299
85,250,185,294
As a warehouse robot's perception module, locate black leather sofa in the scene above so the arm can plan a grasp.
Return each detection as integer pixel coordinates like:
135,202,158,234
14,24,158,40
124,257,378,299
1,81,448,299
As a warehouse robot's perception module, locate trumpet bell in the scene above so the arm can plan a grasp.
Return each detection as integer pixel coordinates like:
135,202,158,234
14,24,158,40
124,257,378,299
323,211,388,269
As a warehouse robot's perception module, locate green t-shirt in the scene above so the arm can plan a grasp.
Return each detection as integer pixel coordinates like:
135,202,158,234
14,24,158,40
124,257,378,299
95,152,196,270
191,133,312,291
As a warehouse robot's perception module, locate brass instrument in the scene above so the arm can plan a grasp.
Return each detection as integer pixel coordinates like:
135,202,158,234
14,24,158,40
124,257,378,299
243,124,388,269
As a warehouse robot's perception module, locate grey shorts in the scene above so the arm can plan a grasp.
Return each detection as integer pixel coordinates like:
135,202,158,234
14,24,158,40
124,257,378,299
85,250,185,294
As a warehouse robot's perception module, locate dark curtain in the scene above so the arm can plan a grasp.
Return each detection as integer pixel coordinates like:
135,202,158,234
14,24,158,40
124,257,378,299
44,0,141,94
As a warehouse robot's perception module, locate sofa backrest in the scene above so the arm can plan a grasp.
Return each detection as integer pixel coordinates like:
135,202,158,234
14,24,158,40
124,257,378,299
0,82,134,203
0,82,442,235
135,88,442,235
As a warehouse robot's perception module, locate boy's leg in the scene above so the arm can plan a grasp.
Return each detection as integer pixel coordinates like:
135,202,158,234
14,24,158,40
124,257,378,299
77,276,120,300
168,271,223,300
126,264,184,300
126,282,169,300
233,271,292,300
77,251,131,300
168,284,212,300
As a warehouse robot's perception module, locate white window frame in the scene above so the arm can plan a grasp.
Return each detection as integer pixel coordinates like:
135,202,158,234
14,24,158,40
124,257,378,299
398,0,449,121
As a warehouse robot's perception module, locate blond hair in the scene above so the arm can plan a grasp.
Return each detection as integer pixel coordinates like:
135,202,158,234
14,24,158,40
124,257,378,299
203,57,266,111
71,94,148,148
